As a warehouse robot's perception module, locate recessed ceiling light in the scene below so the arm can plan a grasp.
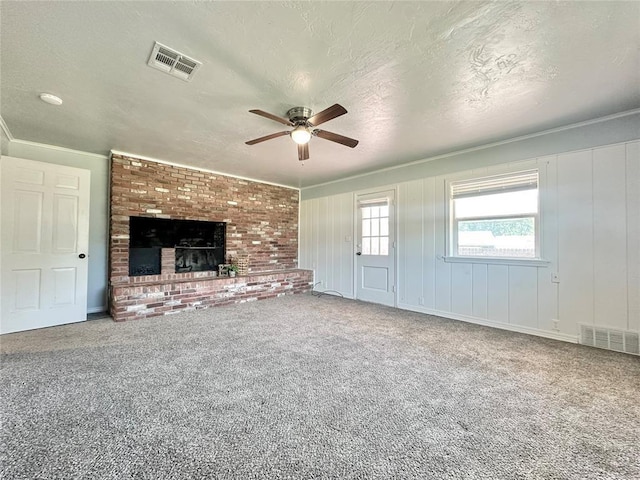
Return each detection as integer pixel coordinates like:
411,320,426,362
39,93,63,106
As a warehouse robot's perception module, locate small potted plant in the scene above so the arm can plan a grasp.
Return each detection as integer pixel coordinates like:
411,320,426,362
227,264,239,278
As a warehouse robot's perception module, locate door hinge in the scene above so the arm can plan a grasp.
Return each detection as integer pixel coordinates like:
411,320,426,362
392,285,396,293
392,241,396,249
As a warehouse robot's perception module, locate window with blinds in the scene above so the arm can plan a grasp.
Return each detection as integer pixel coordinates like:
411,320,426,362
449,170,539,258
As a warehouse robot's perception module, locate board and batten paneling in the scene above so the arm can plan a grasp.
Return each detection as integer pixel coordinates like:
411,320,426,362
422,177,437,308
537,155,560,333
397,179,423,306
556,142,639,334
396,157,557,336
627,141,640,332
299,192,354,297
299,141,640,342
557,150,595,330
486,265,510,324
592,145,628,330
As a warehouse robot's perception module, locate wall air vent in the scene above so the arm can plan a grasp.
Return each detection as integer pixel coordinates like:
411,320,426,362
580,325,639,356
147,42,201,82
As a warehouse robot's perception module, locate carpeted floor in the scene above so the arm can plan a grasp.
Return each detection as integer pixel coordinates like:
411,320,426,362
1,294,639,479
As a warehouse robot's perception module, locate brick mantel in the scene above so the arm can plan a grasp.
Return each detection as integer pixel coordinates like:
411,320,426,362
108,154,310,320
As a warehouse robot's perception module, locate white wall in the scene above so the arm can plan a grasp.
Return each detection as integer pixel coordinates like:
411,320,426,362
300,192,355,297
300,137,640,342
5,140,109,312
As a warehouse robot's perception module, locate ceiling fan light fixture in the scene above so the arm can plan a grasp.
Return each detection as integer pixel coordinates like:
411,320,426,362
290,125,311,145
246,104,358,160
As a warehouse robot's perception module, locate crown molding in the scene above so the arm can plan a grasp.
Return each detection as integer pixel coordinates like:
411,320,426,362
305,108,640,191
8,139,108,159
0,115,14,141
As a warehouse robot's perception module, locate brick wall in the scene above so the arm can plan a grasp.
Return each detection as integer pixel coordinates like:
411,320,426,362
109,154,300,286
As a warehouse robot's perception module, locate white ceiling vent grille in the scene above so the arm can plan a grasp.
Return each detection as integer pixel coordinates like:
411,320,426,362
147,42,201,82
580,325,639,356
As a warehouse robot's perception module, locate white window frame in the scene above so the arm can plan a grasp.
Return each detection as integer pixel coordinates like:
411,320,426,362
445,168,547,266
358,197,391,256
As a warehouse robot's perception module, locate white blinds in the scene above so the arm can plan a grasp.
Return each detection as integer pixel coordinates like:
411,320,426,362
451,170,538,199
358,198,389,209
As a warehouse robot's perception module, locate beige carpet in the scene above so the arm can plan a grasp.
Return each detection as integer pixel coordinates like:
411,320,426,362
1,294,639,479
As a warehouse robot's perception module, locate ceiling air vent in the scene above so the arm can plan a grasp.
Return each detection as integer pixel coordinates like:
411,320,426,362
147,42,201,82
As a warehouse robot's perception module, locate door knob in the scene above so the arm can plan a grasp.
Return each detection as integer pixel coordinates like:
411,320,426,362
356,252,362,256
79,253,86,259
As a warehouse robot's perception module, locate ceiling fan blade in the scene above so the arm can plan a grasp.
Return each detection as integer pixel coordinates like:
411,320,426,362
249,109,293,126
314,129,359,148
245,131,290,145
307,104,347,127
298,143,309,161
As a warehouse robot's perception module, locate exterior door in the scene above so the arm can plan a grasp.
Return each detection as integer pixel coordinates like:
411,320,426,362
355,190,395,306
1,156,90,334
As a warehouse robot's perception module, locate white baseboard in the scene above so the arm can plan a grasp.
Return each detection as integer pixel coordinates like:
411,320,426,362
396,302,578,344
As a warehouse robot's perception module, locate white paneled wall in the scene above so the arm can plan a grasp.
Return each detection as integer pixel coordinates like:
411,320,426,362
395,157,561,337
300,192,355,297
300,141,640,342
627,142,640,332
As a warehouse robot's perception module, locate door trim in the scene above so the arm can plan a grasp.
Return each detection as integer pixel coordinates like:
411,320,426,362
353,187,398,307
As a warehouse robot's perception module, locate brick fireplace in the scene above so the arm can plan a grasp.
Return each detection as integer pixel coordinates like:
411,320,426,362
108,154,312,321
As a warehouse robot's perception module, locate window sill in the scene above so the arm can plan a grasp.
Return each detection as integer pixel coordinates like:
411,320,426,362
442,256,550,267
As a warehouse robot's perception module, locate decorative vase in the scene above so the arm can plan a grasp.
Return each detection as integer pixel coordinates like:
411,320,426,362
237,254,249,276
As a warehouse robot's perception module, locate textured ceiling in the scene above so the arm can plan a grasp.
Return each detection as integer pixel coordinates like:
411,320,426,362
1,1,639,187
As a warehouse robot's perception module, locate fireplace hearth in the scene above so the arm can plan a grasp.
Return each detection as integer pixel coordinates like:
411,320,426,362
109,154,306,321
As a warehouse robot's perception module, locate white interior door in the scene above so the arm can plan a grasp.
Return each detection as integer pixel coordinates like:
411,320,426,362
1,156,90,334
356,190,395,307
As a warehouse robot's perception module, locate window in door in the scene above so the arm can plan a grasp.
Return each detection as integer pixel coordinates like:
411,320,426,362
360,199,390,256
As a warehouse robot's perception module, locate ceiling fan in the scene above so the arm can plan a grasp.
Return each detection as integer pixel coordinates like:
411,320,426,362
245,104,359,161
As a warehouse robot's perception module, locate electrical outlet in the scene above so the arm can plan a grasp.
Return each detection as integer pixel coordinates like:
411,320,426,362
552,319,559,331
551,272,560,283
